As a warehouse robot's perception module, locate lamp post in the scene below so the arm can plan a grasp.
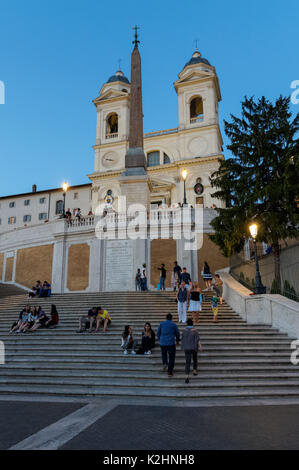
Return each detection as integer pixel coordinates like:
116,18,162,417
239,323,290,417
61,182,69,218
182,170,187,206
249,223,266,294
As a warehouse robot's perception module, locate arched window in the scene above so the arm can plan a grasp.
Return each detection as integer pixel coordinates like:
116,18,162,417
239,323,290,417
56,200,64,215
106,113,118,137
163,153,171,164
190,97,204,123
147,151,160,167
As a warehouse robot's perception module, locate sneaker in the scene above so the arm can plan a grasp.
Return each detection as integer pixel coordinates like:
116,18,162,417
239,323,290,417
192,370,198,376
168,372,173,377
131,350,136,355
163,365,167,372
123,350,128,355
76,329,83,333
185,378,190,384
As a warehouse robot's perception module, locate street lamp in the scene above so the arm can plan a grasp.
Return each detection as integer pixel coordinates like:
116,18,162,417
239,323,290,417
249,223,266,294
61,182,69,218
182,170,187,206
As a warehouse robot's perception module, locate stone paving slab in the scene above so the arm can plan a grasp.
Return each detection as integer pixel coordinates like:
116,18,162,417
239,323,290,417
0,401,83,450
61,404,299,450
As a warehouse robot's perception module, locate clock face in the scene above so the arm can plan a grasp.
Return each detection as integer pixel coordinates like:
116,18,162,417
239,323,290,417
102,152,117,169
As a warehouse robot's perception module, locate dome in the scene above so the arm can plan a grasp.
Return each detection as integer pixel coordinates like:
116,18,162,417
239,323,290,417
183,49,211,69
107,69,130,84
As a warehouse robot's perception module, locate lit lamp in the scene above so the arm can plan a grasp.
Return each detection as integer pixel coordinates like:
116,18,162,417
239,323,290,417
182,170,188,206
61,182,69,218
249,223,266,294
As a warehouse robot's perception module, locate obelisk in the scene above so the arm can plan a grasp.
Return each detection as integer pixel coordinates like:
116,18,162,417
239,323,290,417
119,26,150,209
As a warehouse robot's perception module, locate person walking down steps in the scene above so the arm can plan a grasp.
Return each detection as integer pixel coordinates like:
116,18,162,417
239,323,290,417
211,295,220,322
181,318,203,384
157,313,180,377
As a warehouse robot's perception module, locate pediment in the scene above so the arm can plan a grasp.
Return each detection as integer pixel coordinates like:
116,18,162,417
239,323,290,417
177,69,214,84
93,88,129,104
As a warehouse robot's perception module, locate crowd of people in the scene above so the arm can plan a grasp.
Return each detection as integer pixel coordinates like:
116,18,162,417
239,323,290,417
9,304,59,334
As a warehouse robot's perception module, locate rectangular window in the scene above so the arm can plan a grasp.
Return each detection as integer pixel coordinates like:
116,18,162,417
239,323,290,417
39,213,47,220
74,192,78,200
23,215,31,222
9,202,15,208
39,197,46,204
24,199,30,206
8,216,16,224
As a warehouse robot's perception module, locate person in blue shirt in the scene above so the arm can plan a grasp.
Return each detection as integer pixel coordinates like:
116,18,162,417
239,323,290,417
156,313,180,377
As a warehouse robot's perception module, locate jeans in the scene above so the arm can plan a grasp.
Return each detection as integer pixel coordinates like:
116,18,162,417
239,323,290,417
160,277,165,291
135,280,141,291
184,350,198,374
160,344,176,373
141,278,147,291
142,336,152,352
178,301,187,323
122,339,138,351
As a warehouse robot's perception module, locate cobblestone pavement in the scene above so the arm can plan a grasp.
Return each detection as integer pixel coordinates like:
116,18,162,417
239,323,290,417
2,400,299,450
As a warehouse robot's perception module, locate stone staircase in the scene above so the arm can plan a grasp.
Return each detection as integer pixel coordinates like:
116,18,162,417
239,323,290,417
0,284,299,403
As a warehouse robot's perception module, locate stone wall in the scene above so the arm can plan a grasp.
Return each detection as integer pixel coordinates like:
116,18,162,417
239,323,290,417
67,243,90,291
0,253,4,280
150,239,177,288
15,245,54,288
197,234,228,288
5,257,14,282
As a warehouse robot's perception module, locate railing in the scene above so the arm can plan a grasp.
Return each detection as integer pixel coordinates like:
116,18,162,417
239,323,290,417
144,127,178,138
190,116,204,124
105,133,118,139
67,216,95,229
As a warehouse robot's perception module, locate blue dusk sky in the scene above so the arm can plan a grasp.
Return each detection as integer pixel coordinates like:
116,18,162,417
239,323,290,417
0,0,298,196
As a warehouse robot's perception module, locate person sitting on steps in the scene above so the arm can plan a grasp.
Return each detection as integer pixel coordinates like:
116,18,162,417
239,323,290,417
121,325,138,355
94,307,111,333
77,307,98,333
137,322,156,355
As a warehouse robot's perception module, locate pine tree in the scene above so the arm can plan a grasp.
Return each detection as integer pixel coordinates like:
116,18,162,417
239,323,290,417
210,95,299,287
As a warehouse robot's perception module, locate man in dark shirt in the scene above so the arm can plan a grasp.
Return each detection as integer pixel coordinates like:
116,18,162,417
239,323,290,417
173,261,182,291
157,313,180,377
158,263,166,291
181,267,191,290
77,307,97,333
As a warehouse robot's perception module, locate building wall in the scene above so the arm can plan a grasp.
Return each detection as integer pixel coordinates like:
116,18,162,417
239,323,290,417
0,253,4,280
67,243,90,291
5,257,14,282
150,239,177,288
15,244,54,289
0,185,92,234
197,234,229,289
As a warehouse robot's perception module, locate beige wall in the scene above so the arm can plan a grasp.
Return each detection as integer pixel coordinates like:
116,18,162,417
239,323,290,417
197,234,229,289
15,245,54,289
0,253,4,281
151,239,177,288
5,257,14,282
67,243,90,291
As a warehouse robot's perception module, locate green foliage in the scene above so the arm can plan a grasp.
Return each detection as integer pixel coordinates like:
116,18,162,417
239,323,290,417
210,96,299,261
270,279,281,294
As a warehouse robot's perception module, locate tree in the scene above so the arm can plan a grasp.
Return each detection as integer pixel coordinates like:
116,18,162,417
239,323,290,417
210,95,299,287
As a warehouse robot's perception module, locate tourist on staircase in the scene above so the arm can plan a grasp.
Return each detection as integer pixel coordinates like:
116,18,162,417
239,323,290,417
157,263,166,291
95,307,111,333
9,305,31,334
157,313,180,377
137,322,156,355
44,304,59,328
38,280,51,297
28,280,42,298
121,325,138,355
211,296,220,322
180,267,191,290
188,282,203,324
173,261,182,291
181,318,203,384
30,306,49,331
22,306,39,332
77,307,97,333
213,274,223,305
135,269,142,291
176,281,188,324
202,262,213,291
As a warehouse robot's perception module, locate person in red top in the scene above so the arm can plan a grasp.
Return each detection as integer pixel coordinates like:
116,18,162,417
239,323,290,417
45,305,59,328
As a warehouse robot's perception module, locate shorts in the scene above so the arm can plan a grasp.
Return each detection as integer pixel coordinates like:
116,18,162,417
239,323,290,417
98,318,111,326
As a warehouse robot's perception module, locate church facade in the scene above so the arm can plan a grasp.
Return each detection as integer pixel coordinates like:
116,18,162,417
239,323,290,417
0,41,228,293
